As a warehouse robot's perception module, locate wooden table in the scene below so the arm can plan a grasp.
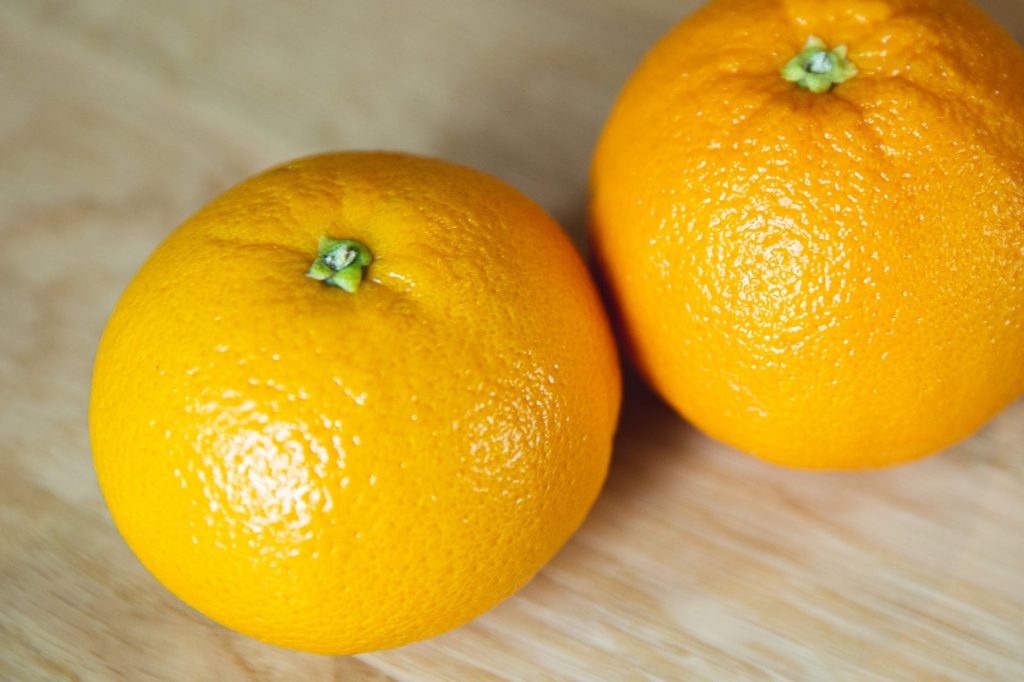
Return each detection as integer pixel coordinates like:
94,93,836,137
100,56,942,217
3,1,1023,679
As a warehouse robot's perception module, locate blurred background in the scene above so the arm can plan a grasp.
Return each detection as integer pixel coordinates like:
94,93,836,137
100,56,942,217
3,1,1023,679
4,0,697,250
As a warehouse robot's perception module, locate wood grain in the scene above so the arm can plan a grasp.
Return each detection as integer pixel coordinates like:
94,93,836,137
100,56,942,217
2,1,1022,679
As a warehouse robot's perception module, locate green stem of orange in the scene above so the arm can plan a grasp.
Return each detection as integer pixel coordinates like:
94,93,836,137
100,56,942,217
306,236,373,292
781,36,858,93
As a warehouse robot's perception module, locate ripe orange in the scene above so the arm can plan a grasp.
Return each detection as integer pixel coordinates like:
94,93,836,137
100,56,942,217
90,152,621,654
590,0,1024,469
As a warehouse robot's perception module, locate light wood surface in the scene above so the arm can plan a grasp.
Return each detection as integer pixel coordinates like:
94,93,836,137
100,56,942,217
3,1,1023,679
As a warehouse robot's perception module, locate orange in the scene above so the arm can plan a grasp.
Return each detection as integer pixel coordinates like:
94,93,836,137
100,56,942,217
90,152,621,654
590,0,1024,469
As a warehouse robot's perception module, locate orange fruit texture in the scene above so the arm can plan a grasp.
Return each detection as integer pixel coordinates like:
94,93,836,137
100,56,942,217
591,0,1024,469
90,152,621,654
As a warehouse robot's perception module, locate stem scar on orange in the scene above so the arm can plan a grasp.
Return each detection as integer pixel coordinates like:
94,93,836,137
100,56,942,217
590,0,1024,469
90,152,621,654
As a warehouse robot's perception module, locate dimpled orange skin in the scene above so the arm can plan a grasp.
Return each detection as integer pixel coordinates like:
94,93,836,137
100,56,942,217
90,152,621,654
591,0,1024,469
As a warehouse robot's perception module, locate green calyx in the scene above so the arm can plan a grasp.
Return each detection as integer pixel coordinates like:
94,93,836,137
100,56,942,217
781,36,858,93
306,236,373,292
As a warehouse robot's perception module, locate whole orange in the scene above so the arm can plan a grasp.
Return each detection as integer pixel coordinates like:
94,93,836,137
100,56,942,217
90,152,621,654
591,0,1024,469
